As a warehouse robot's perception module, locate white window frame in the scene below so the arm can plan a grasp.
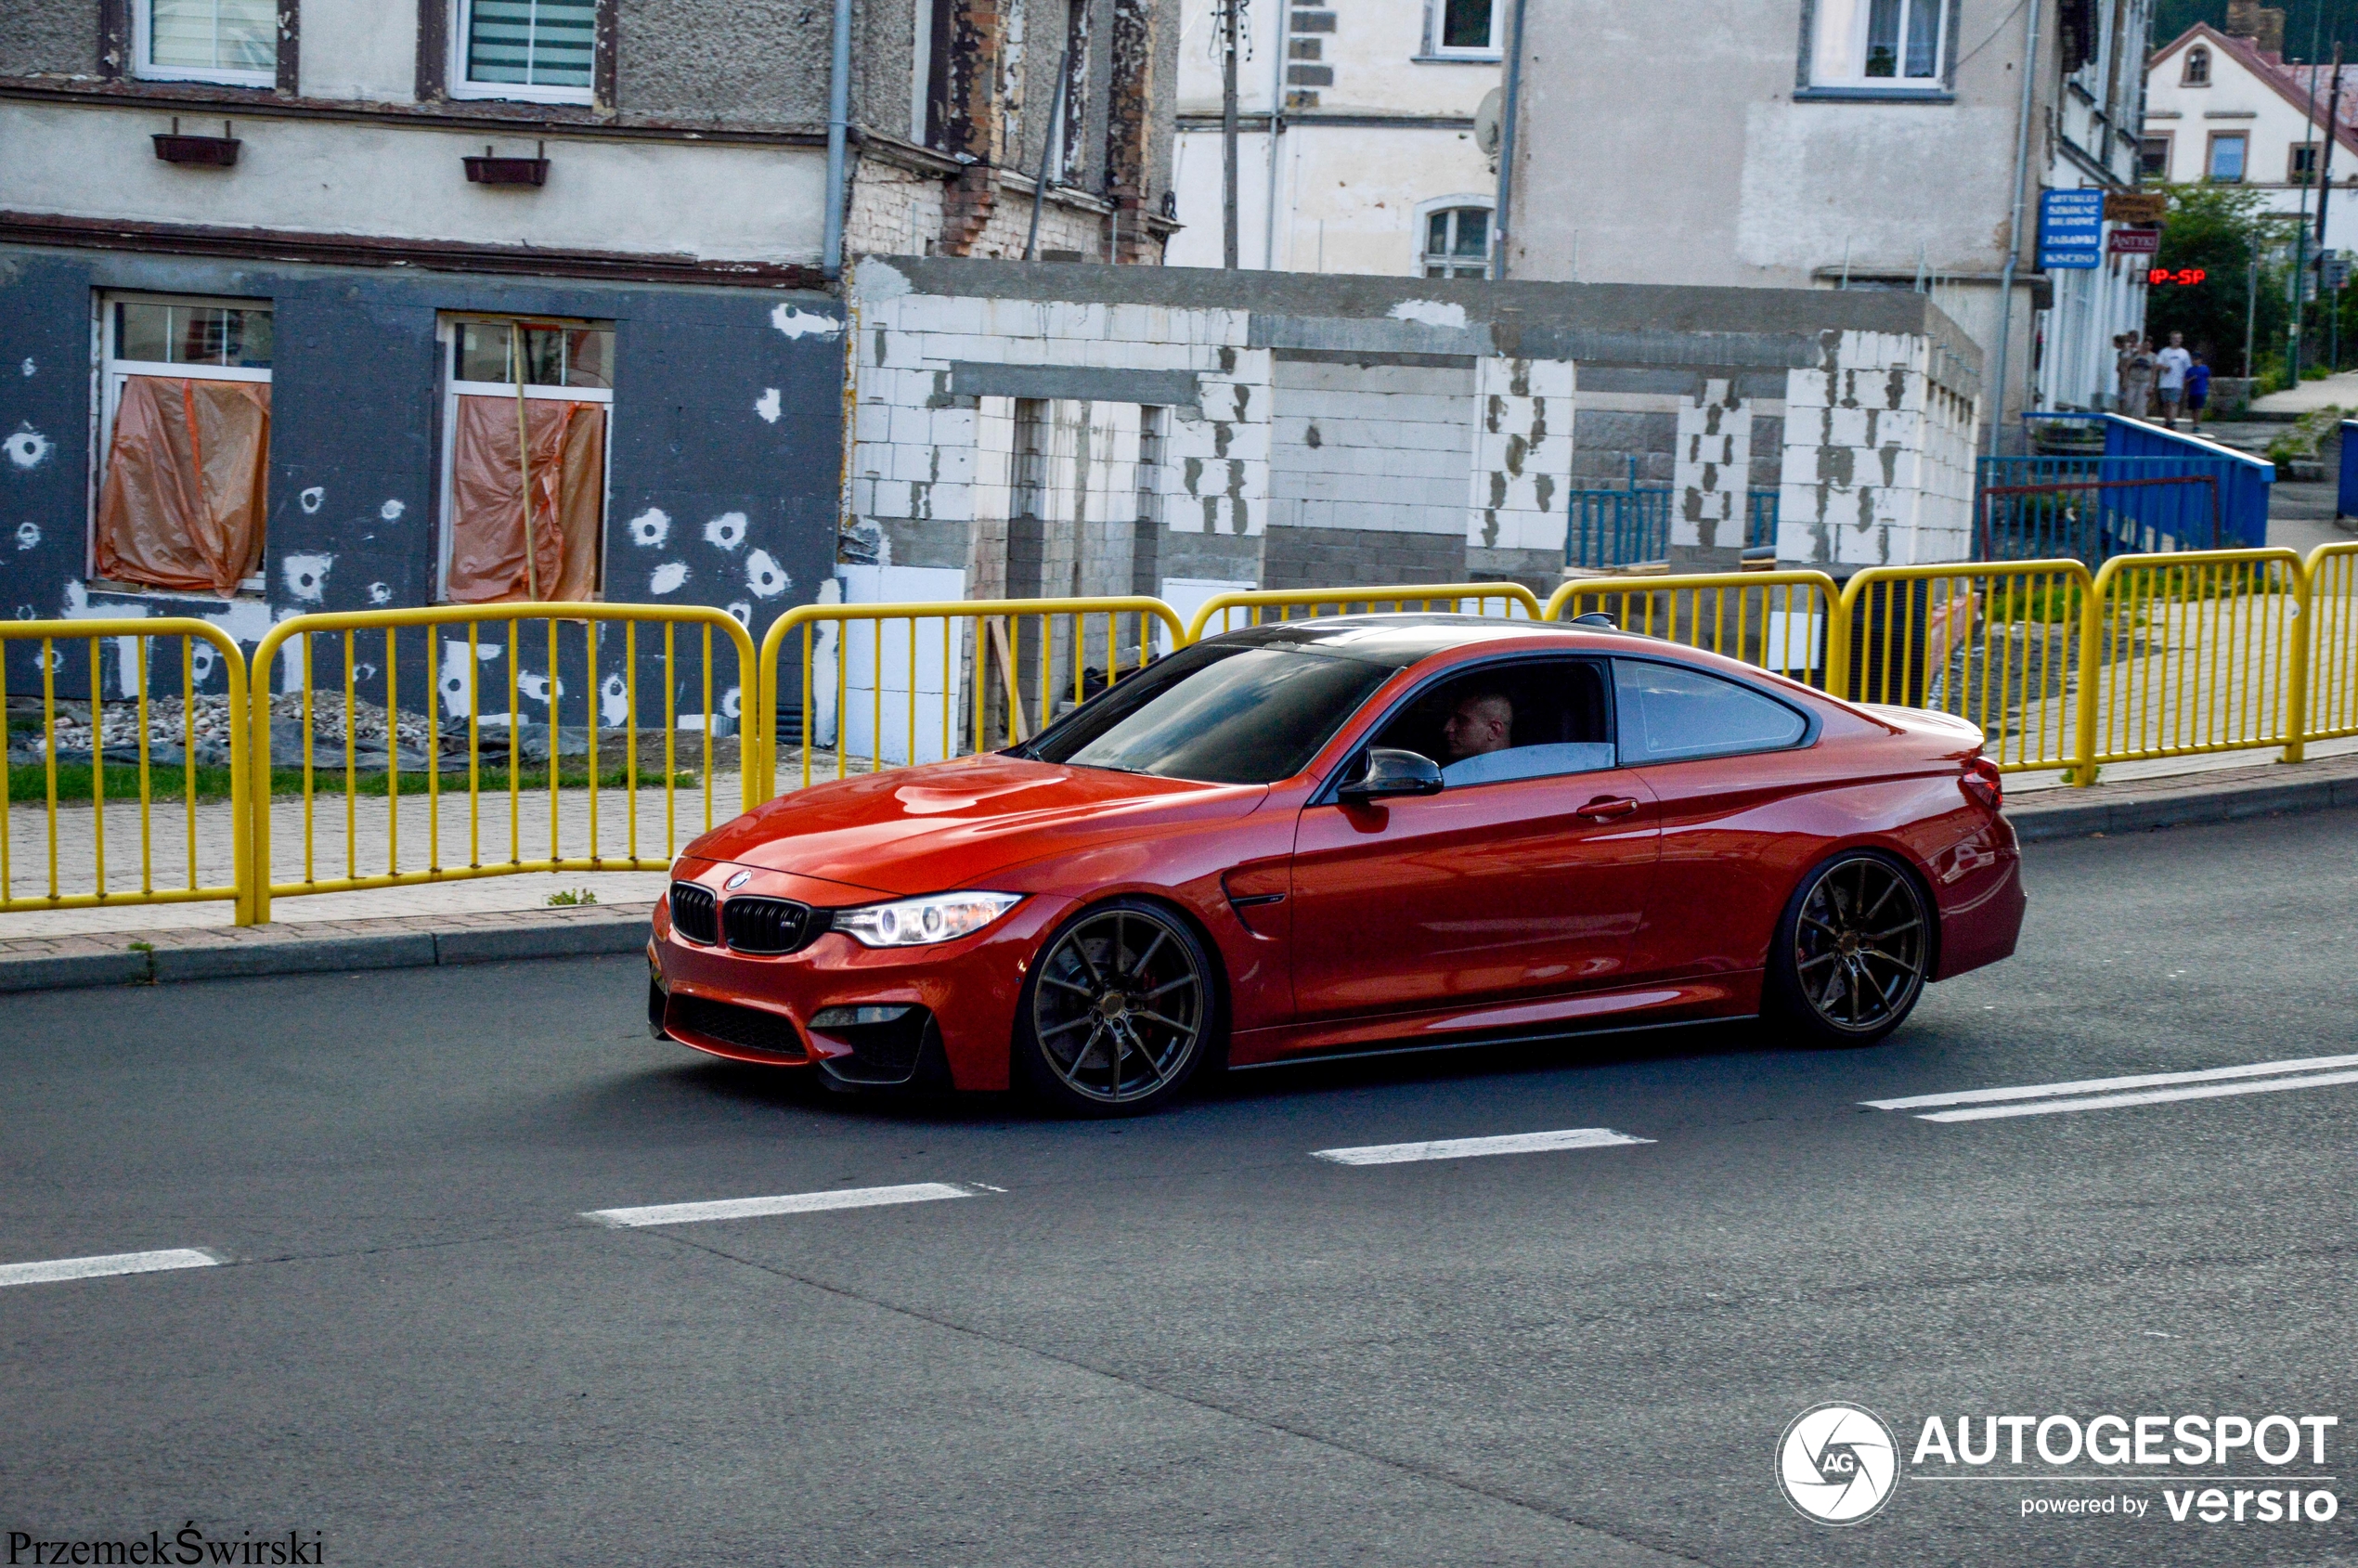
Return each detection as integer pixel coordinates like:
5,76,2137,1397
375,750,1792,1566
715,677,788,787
1416,198,1494,279
1426,0,1503,59
131,0,278,88
434,315,616,603
448,0,597,106
93,291,274,596
1806,0,1950,92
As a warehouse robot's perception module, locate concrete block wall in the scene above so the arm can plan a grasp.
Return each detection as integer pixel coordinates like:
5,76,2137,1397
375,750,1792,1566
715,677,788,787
1776,329,1977,570
1670,379,1752,553
1271,359,1476,557
848,261,1984,609
1466,356,1577,581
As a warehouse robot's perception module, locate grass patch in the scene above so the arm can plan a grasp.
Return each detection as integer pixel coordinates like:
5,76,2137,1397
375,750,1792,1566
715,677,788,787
7,762,700,805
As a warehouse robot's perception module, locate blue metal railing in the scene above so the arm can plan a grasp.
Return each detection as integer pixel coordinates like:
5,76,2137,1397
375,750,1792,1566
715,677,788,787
1566,457,1779,568
1983,414,2273,563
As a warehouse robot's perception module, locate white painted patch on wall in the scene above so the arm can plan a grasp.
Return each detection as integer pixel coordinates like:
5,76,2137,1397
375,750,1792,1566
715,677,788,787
600,672,628,726
281,552,334,602
720,686,743,720
518,672,564,706
20,358,35,377
299,486,325,514
369,582,392,604
15,522,38,551
755,388,783,423
745,550,790,599
771,304,843,339
725,600,752,627
627,507,671,548
850,260,912,302
379,499,405,522
704,511,747,551
4,425,55,469
649,561,689,594
1387,299,1468,330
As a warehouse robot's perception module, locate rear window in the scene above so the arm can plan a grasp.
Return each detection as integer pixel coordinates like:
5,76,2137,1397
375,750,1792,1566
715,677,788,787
1613,659,1807,763
1028,642,1393,784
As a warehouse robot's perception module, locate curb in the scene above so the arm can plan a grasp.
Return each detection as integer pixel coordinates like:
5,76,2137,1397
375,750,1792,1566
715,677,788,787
3,761,2355,997
0,913,650,996
2008,771,2358,844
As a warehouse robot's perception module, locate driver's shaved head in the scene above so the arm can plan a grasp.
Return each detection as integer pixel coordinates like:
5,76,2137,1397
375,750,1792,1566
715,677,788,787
1442,692,1512,761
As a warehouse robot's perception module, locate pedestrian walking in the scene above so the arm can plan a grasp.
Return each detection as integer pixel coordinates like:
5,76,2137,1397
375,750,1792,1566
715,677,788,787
2156,331,2193,429
2185,351,2211,429
2119,336,2157,421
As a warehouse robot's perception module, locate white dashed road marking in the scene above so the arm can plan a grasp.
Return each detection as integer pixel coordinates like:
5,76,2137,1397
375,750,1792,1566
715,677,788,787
1866,1053,2358,1122
583,1182,1002,1227
0,1249,221,1289
1312,1128,1654,1166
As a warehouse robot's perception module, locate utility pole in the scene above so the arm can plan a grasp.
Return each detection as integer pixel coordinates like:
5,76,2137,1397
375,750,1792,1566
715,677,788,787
2292,9,2326,382
2321,45,2345,370
1221,0,1241,270
1988,0,2041,456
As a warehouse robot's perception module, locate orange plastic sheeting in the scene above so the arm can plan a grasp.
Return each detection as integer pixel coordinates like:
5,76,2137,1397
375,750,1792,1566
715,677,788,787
446,395,605,603
94,376,271,596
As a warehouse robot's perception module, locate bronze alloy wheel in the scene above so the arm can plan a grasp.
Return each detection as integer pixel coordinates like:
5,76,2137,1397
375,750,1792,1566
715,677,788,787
1028,903,1210,1108
1790,854,1929,1036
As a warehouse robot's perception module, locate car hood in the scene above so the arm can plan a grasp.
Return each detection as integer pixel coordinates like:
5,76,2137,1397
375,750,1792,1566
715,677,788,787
688,753,1270,898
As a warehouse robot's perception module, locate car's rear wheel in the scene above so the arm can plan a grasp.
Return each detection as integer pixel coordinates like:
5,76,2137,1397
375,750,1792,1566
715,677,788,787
1016,899,1218,1116
1765,851,1930,1048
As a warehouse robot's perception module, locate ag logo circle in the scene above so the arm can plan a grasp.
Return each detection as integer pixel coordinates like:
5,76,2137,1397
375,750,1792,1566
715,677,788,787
1777,1402,1899,1525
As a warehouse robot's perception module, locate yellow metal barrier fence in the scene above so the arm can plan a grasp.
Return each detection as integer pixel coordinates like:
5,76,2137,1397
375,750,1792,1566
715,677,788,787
2305,541,2358,745
1184,582,1543,642
756,596,1187,795
1543,571,1846,692
2,618,253,922
1839,561,2095,774
249,603,757,920
2076,548,2308,774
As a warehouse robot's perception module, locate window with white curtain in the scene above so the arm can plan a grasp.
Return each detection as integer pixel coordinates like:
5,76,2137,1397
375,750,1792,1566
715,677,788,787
134,0,277,86
1807,0,1950,89
453,0,598,102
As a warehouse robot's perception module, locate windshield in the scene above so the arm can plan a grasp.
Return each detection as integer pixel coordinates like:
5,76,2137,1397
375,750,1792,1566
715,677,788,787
1026,642,1393,784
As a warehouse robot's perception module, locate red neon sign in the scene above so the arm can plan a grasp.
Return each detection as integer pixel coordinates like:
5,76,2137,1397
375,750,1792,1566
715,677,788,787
2146,267,2209,286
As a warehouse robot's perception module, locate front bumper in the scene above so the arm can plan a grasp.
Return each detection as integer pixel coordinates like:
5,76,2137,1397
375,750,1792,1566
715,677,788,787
650,858,1073,1092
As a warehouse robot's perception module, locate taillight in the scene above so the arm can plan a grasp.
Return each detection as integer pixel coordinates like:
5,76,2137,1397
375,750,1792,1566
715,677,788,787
1961,757,2002,810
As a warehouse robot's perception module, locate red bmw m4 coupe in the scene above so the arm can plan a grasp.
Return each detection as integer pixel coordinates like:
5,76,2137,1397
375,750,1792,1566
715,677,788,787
648,616,2023,1115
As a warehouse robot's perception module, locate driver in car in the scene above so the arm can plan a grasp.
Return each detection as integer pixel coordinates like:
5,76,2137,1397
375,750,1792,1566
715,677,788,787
1441,693,1513,764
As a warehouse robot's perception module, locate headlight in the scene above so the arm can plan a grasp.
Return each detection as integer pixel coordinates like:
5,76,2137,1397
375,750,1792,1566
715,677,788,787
834,891,1022,948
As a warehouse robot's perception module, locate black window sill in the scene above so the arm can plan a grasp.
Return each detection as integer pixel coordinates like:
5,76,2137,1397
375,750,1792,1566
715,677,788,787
1794,86,1956,103
1409,53,1503,64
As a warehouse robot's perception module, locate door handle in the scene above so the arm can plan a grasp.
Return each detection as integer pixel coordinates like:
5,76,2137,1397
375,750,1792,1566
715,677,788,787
1577,795,1640,822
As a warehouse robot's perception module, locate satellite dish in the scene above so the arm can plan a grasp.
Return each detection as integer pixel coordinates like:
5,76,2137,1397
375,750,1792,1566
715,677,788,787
1474,87,1502,160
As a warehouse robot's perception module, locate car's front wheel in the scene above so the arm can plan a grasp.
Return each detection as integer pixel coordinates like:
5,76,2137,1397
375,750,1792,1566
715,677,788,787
1764,850,1931,1048
1015,899,1220,1116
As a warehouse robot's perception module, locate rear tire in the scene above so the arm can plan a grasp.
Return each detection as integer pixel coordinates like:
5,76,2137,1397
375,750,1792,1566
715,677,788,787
1763,850,1931,1048
1015,898,1221,1117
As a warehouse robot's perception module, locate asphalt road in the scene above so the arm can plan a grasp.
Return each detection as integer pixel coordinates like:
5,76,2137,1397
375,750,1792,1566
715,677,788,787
4,813,2357,1566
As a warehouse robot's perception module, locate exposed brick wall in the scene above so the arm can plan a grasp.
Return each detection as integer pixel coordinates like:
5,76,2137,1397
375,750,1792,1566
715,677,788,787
846,160,948,261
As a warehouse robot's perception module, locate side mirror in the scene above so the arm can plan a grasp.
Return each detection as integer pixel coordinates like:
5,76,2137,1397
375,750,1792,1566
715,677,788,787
1341,746,1445,803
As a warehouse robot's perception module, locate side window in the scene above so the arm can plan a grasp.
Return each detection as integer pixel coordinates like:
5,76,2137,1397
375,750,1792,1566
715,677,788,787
1613,660,1807,764
1374,659,1618,786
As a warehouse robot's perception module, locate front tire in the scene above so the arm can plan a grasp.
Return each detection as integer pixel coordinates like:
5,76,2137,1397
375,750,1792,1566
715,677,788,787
1764,851,1931,1048
1015,899,1220,1116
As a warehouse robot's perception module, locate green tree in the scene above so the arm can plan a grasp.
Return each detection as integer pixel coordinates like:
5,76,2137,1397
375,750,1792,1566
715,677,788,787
2144,183,2287,377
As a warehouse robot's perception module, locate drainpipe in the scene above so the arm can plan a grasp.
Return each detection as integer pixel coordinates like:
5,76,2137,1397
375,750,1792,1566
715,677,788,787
1489,0,1528,281
1988,0,2041,455
822,0,855,279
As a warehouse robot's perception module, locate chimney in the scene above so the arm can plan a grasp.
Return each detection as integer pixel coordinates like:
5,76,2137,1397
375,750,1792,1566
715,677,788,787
2226,0,2287,58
